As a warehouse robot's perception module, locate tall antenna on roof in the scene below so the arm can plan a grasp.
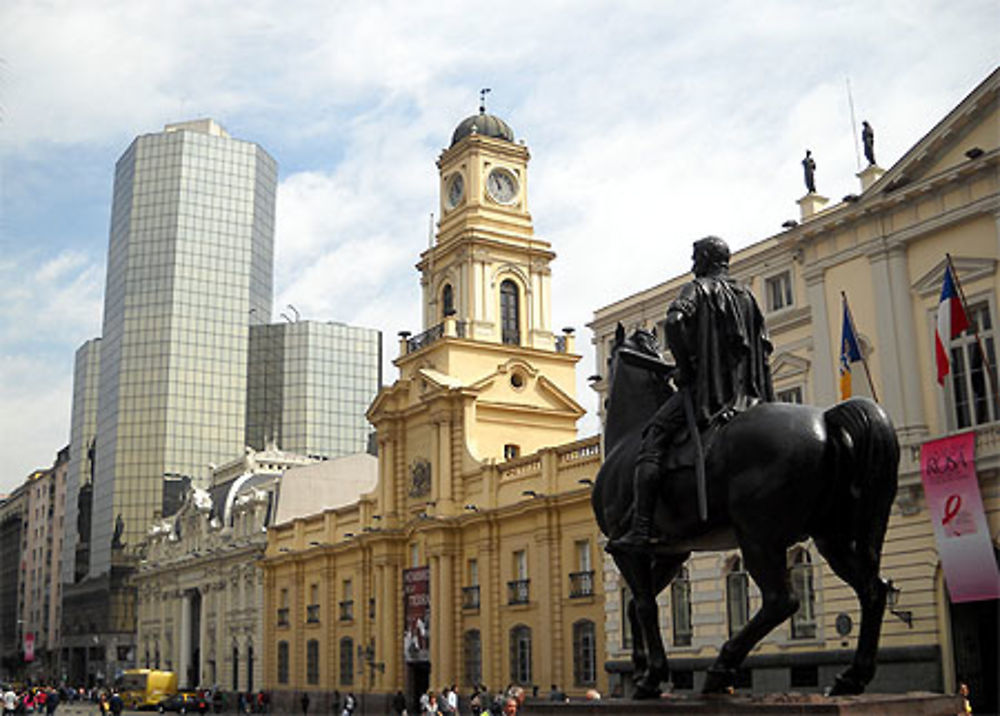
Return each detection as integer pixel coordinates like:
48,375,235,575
846,76,862,171
479,88,491,114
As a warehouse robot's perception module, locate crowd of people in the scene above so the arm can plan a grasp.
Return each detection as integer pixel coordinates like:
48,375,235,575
392,682,596,716
1,684,64,714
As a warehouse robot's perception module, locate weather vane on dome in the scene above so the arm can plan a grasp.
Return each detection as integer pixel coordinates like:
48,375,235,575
479,88,491,114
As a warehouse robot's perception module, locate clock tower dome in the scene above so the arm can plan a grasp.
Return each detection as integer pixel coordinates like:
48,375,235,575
367,100,582,518
423,103,557,349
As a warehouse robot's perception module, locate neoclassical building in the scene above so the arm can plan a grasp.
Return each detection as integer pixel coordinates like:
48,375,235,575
132,445,365,693
262,107,605,712
589,68,999,711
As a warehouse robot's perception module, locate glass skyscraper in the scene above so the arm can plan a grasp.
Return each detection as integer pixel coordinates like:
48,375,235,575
62,338,101,586
86,119,277,577
246,321,382,458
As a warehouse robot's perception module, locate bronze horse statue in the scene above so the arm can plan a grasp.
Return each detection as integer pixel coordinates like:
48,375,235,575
592,325,899,697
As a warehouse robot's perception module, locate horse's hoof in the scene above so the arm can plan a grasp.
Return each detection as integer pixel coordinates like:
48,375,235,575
702,667,735,694
828,673,865,696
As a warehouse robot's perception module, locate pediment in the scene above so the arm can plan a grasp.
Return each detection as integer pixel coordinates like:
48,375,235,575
913,256,997,298
870,68,999,197
469,358,584,417
771,352,810,379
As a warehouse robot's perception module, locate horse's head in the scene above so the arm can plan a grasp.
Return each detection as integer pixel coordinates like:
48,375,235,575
607,323,661,376
604,323,671,450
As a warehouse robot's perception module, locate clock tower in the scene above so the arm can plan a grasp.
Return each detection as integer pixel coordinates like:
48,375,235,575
424,104,558,350
368,102,583,518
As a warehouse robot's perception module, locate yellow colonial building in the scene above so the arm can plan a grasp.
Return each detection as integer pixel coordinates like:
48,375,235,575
262,106,605,712
590,68,999,712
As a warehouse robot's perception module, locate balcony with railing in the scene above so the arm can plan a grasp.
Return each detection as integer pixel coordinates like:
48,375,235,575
339,600,354,622
276,608,289,627
569,570,595,598
507,579,530,605
401,319,467,355
306,604,320,623
462,585,481,610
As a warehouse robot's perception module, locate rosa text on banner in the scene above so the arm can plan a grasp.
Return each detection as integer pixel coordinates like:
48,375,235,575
920,432,1000,602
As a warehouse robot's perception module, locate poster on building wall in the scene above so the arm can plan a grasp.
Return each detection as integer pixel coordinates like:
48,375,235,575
920,432,1000,603
403,566,430,663
23,632,34,663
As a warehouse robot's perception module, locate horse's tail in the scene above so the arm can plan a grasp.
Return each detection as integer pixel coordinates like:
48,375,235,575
824,398,900,553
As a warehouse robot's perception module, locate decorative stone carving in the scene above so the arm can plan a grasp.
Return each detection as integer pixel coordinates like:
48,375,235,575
409,458,432,497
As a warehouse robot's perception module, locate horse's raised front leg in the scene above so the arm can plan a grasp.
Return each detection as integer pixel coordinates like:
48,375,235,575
814,536,887,695
703,542,799,694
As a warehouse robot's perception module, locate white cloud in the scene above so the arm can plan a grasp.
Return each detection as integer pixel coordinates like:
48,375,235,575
1,0,997,490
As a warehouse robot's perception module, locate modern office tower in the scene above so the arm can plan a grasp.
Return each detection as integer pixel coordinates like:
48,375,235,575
89,118,277,576
61,119,277,686
246,321,382,458
62,338,101,586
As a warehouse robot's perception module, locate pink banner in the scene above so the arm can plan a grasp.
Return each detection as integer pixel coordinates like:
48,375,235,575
403,566,430,662
24,632,34,663
920,432,1000,603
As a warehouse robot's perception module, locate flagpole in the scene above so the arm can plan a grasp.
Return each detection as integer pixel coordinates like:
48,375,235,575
945,253,1000,409
841,291,880,403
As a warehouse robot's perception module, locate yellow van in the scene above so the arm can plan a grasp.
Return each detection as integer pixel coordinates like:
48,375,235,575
118,669,178,710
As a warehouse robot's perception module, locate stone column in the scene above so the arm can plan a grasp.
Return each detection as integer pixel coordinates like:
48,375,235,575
438,419,453,510
805,269,836,406
429,554,441,678
438,552,456,686
179,591,191,689
199,587,209,687
380,438,395,518
868,251,906,426
886,244,927,437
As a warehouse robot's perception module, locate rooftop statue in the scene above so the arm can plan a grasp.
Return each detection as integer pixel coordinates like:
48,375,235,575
862,120,876,166
802,149,817,193
593,237,899,698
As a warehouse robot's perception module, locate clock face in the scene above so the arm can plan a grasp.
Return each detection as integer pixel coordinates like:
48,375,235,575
486,168,518,204
446,173,464,209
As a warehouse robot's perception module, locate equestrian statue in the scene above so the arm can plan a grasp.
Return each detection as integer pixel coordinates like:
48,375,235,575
592,236,899,698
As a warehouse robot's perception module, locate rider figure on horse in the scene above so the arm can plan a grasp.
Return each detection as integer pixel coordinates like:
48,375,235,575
610,236,775,552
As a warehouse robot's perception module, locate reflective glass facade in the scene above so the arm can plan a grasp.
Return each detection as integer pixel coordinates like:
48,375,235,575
62,338,102,585
247,322,381,458
89,122,277,576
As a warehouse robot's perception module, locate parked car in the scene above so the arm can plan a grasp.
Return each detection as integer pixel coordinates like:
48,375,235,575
157,692,202,713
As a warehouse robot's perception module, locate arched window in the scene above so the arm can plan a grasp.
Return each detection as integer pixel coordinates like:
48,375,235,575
726,557,750,637
572,620,596,686
789,549,817,639
509,624,532,685
247,641,254,693
339,637,354,685
232,642,239,691
277,641,289,684
671,565,693,646
306,639,320,684
442,283,455,317
500,279,520,345
463,629,482,687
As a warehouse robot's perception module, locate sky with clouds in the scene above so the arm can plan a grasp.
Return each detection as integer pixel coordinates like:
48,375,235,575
1,0,997,493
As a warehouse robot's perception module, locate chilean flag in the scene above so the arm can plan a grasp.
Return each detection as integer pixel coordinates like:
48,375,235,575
935,264,970,385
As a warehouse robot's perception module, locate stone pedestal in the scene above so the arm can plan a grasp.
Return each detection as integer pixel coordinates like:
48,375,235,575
797,193,829,221
524,692,964,715
857,164,886,191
